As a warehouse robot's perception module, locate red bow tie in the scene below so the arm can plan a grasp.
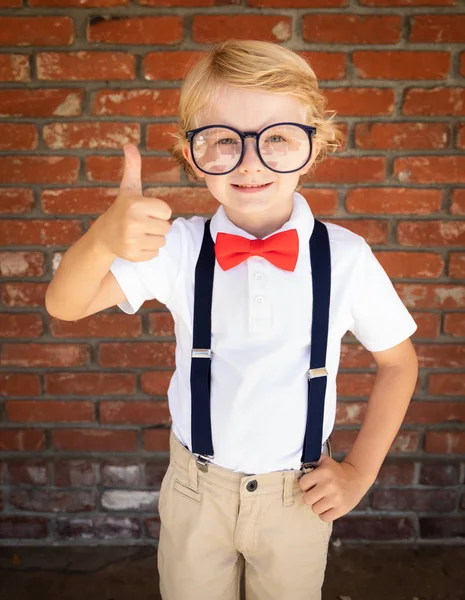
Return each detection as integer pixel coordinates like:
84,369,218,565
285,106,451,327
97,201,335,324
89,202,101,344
214,228,299,271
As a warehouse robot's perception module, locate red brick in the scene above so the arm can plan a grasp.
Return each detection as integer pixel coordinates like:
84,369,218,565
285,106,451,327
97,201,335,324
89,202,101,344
0,88,82,117
420,518,465,539
410,312,440,338
0,123,37,151
331,429,419,454
101,461,142,486
361,0,455,4
449,253,465,278
2,282,48,307
0,157,80,184
7,460,50,485
325,88,395,116
327,218,389,244
443,313,465,337
144,517,161,539
193,15,291,43
0,429,46,451
54,459,98,487
303,15,400,44
146,123,180,153
0,516,48,539
0,313,43,338
374,252,443,278
300,189,340,215
141,371,173,396
250,0,347,5
429,373,465,396
45,372,136,396
0,17,74,46
41,187,116,215
0,219,82,245
333,516,414,540
372,489,456,512
148,312,175,337
354,51,449,80
0,373,41,397
420,464,459,486
336,402,367,425
312,157,386,184
0,189,34,214
347,187,442,215
375,462,415,486
52,429,138,452
0,343,90,367
425,432,465,454
397,220,465,246
49,313,142,338
145,462,169,487
403,88,465,116
100,400,170,425
92,88,179,116
395,283,465,309
0,0,22,6
405,401,465,425
0,252,44,277
354,123,449,151
85,155,179,185
56,516,140,541
395,156,465,184
410,16,465,43
143,428,170,451
457,125,465,151
450,190,465,215
88,16,182,45
294,51,348,81
43,122,139,149
99,342,175,368
416,343,465,368
143,51,203,81
6,400,95,423
30,0,129,5
9,489,96,512
37,51,135,81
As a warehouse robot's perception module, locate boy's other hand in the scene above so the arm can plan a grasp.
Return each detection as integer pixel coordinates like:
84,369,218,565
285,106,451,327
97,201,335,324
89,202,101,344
298,456,374,522
92,143,173,262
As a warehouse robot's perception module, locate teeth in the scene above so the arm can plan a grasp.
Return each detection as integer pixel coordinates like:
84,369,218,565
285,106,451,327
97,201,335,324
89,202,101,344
236,183,268,188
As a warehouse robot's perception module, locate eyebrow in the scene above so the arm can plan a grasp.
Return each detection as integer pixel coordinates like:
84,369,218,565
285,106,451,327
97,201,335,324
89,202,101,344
202,120,292,132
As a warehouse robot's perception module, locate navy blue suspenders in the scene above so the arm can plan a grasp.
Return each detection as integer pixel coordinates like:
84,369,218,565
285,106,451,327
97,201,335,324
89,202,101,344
190,219,331,472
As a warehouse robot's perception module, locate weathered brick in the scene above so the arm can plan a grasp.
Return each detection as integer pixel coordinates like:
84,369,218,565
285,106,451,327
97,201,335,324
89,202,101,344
372,489,456,512
0,516,48,539
419,464,459,486
333,516,414,540
9,488,96,512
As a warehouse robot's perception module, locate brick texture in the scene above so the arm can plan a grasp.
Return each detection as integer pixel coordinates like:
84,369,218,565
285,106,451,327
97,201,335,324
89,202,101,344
0,0,464,547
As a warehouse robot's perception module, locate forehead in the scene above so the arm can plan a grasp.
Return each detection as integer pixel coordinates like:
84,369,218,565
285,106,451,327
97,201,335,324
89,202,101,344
195,84,307,130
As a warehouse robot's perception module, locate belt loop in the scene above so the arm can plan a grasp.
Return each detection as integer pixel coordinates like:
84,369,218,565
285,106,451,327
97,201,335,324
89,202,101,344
283,471,295,507
188,455,199,492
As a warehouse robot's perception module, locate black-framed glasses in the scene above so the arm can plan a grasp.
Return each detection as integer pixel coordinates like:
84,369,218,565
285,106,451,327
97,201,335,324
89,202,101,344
185,122,317,176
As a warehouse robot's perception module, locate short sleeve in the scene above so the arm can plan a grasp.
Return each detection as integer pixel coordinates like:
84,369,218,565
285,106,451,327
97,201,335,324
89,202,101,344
347,239,418,352
108,217,186,314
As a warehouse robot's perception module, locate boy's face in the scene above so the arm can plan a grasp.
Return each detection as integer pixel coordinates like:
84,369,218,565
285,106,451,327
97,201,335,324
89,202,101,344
182,85,320,227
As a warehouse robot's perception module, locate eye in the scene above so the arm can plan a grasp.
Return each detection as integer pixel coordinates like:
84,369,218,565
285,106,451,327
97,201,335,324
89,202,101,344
217,138,239,145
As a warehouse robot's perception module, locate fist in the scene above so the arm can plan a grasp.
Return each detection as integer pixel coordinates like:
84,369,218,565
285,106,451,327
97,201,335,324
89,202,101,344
95,143,172,262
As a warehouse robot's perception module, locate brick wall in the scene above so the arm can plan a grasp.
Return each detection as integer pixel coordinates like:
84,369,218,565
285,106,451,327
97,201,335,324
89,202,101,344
0,0,464,546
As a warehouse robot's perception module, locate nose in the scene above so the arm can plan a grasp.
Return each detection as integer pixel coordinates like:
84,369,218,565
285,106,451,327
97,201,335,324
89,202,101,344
238,138,264,172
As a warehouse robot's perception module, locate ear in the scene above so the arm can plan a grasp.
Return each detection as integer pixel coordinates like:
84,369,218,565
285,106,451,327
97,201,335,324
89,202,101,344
182,145,205,180
299,139,321,176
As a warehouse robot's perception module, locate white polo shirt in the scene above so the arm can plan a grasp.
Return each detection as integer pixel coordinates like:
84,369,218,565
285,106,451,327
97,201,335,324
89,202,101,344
109,191,417,474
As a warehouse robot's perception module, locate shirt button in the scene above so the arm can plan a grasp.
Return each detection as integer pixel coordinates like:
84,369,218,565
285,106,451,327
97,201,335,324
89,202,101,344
246,480,258,492
254,273,265,282
254,295,264,304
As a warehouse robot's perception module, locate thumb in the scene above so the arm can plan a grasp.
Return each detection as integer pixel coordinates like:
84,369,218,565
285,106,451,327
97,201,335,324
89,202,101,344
120,143,142,194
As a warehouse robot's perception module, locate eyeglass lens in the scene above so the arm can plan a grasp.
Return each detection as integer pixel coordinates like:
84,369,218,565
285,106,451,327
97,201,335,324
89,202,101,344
191,125,311,174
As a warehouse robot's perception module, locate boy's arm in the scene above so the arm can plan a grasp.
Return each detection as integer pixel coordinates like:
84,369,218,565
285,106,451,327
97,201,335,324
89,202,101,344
45,222,125,321
342,336,418,484
299,336,418,521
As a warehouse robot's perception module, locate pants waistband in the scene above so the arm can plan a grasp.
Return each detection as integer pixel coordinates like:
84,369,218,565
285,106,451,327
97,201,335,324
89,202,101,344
169,430,330,499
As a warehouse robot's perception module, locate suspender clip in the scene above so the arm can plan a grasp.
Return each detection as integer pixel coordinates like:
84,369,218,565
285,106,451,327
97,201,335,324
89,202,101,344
192,349,212,359
306,367,328,380
196,455,211,472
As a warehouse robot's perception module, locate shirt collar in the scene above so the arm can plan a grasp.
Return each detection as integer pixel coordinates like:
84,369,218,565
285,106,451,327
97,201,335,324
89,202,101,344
209,190,315,248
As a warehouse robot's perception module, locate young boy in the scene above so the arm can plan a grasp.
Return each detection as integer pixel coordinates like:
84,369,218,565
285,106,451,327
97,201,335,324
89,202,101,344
45,40,419,600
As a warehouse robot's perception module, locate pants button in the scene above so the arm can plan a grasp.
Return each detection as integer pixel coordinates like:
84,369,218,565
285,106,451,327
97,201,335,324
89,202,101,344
246,479,258,492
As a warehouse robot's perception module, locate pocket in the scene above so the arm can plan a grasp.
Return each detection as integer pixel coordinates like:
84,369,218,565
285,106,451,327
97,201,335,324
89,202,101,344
173,478,202,503
158,463,173,515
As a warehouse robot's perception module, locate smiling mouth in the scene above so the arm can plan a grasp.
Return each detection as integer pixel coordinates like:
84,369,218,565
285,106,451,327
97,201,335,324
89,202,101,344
231,182,273,189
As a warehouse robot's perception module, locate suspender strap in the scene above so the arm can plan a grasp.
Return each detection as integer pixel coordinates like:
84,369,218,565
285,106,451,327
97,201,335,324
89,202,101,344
190,218,331,465
190,219,215,456
301,219,331,466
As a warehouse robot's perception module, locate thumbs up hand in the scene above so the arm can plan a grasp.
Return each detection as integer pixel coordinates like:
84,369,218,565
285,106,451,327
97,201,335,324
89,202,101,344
94,143,172,262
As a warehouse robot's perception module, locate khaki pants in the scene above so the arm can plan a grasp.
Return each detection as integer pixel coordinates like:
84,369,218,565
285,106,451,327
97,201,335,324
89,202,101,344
157,430,333,600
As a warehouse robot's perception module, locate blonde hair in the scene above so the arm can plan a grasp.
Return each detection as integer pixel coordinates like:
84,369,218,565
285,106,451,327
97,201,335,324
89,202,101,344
168,40,345,191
